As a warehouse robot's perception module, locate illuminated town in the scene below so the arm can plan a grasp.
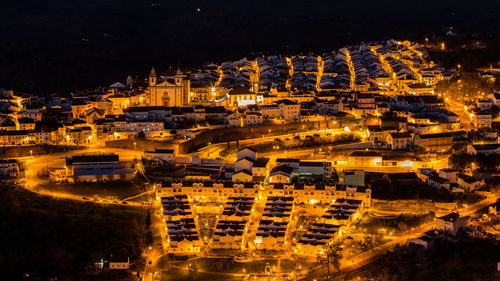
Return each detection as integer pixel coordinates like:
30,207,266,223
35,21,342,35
2,34,500,281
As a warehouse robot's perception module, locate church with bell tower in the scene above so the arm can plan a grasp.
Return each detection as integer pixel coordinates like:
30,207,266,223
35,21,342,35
148,67,190,107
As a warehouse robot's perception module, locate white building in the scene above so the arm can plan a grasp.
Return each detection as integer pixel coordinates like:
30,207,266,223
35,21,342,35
0,159,20,181
260,104,281,119
237,147,257,161
276,99,301,121
241,112,264,127
339,169,365,186
471,110,492,128
52,154,135,183
386,132,412,150
114,119,164,136
226,112,242,127
467,144,500,155
436,213,466,235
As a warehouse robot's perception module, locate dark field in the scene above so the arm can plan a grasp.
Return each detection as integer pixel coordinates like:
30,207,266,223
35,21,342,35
1,0,499,94
38,181,145,200
0,187,147,279
351,237,500,281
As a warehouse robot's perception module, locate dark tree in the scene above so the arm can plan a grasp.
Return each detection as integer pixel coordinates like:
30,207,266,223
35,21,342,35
135,131,146,140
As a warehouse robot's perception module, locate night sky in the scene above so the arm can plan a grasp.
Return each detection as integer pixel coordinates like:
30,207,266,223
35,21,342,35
1,0,499,94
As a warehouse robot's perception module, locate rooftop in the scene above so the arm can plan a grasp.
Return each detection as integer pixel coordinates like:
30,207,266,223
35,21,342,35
349,150,383,157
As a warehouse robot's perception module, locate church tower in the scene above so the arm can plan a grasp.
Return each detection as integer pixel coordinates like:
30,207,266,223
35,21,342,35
175,68,182,86
126,75,133,88
149,67,157,86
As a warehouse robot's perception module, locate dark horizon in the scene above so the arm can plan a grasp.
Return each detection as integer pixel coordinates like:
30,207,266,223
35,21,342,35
1,0,500,94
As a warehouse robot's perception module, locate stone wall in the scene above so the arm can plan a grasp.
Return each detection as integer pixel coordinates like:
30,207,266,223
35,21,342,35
0,144,84,158
178,120,330,154
104,139,176,152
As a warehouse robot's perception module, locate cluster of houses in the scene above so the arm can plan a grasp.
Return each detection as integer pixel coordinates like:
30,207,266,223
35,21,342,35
407,212,468,249
145,147,334,185
213,197,255,249
294,198,365,257
154,179,371,255
254,196,293,250
2,37,500,272
417,168,485,193
160,195,202,254
155,164,472,256
146,136,490,195
3,84,489,157
0,38,468,149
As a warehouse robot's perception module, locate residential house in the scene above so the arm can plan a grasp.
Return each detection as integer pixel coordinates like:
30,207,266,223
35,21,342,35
436,213,466,235
276,99,301,121
28,130,56,144
260,104,281,119
439,169,457,183
84,107,106,124
348,151,383,167
237,147,257,161
295,161,332,182
204,106,227,124
269,165,294,183
476,99,493,110
0,159,21,182
471,110,492,128
467,144,500,155
232,169,253,182
386,132,412,150
339,169,365,186
226,111,242,127
71,98,91,118
65,126,93,145
241,112,264,126
114,119,165,137
413,132,453,152
252,158,270,182
428,175,451,190
488,93,500,106
457,174,484,191
0,130,29,146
